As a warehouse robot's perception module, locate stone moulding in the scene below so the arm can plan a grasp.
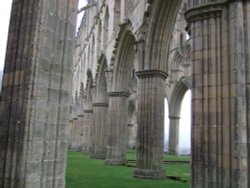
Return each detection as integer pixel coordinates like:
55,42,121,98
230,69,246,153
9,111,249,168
135,69,168,79
84,110,94,113
185,1,228,23
93,103,109,107
108,91,130,98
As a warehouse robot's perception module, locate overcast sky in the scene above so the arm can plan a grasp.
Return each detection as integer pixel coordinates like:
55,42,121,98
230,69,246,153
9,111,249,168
0,1,12,71
0,0,191,154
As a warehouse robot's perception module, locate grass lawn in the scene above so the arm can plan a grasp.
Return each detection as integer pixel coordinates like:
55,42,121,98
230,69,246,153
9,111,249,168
66,151,190,188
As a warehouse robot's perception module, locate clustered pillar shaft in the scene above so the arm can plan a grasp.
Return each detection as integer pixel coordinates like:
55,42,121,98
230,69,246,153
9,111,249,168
91,103,108,159
168,116,180,155
134,70,167,179
83,110,94,154
105,92,129,165
186,1,250,187
0,0,77,187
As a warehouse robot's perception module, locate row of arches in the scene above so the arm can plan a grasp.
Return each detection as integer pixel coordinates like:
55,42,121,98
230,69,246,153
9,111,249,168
70,0,192,181
2,0,249,187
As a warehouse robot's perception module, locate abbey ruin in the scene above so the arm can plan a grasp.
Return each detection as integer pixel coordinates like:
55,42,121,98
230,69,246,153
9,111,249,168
0,0,250,187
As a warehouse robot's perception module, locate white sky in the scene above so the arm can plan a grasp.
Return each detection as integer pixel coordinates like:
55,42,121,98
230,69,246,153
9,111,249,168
165,90,191,153
0,1,12,71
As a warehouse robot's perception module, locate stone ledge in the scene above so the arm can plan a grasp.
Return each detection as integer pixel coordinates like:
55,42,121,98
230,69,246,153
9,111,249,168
108,91,130,98
93,103,109,107
136,70,168,79
134,168,166,180
84,110,93,113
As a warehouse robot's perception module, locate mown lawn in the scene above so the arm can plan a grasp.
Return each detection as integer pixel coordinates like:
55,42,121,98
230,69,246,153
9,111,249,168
66,151,190,188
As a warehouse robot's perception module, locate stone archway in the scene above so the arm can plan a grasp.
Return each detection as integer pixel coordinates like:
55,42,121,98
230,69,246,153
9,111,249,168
83,69,94,154
134,0,183,179
105,24,136,165
90,55,109,159
168,79,190,155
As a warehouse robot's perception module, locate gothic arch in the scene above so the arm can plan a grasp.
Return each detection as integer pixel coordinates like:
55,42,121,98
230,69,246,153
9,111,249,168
112,24,136,92
169,79,191,119
144,0,182,70
95,54,108,103
90,54,109,159
105,23,137,165
168,78,191,155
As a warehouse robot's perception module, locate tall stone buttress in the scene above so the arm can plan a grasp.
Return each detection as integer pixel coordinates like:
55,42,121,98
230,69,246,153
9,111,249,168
0,0,77,187
186,0,250,187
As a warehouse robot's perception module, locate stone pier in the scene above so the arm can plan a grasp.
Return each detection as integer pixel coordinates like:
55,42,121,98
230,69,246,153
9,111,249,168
168,116,180,155
186,0,250,187
0,0,77,187
134,70,167,179
105,92,129,165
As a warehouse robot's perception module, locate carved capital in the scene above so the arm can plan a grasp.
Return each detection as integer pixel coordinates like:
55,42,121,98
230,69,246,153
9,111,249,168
185,1,228,24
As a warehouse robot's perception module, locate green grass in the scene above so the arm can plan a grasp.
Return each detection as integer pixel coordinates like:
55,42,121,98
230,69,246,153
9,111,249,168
66,151,190,188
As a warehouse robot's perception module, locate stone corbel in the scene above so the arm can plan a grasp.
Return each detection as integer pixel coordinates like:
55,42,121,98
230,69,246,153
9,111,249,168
133,40,145,71
105,66,114,93
185,0,228,24
90,85,97,103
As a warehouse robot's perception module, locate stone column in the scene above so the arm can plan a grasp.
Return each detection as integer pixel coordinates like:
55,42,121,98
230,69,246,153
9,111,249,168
0,0,77,187
68,119,74,149
77,115,84,152
82,110,94,154
105,92,129,165
186,1,250,187
168,116,180,155
90,103,109,159
134,70,167,179
71,117,78,151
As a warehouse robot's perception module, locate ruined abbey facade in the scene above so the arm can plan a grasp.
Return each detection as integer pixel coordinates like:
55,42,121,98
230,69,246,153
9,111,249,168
0,0,250,187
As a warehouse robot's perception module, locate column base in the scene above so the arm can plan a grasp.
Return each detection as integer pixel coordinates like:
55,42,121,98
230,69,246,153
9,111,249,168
105,159,126,166
134,168,166,179
90,153,106,160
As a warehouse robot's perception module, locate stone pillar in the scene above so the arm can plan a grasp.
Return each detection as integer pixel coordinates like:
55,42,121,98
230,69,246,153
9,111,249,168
68,119,74,149
71,118,78,151
186,1,250,187
77,115,84,152
82,110,94,154
0,0,77,187
134,70,167,179
90,103,109,159
105,92,129,165
168,116,180,155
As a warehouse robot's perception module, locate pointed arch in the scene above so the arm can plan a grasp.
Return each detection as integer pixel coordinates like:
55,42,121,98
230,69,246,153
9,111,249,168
112,23,136,92
144,0,183,71
95,54,108,103
169,79,191,118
